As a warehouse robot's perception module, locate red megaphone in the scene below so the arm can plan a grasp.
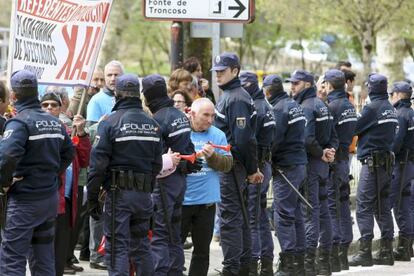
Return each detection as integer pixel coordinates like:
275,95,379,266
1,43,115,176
208,142,232,152
180,153,196,164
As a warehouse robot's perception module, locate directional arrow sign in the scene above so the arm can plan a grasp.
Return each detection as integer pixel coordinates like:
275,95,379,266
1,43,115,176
143,0,254,23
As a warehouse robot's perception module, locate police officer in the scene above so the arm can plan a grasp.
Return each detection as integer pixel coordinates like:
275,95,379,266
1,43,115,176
141,74,200,276
87,73,163,275
388,81,414,261
240,72,276,276
324,69,357,271
264,74,308,275
291,70,337,276
349,73,398,267
0,70,74,275
212,52,263,276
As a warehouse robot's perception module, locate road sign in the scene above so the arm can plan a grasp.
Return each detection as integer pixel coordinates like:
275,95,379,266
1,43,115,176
143,0,254,23
190,22,243,38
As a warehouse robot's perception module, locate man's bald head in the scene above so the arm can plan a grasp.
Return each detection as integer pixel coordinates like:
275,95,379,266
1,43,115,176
191,98,214,113
190,98,215,132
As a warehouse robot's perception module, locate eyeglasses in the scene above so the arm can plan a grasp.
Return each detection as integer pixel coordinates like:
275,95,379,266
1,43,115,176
174,100,186,105
41,102,59,108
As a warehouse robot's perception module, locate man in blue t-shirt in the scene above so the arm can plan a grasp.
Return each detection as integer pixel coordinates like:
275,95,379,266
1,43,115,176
181,98,233,276
86,60,124,125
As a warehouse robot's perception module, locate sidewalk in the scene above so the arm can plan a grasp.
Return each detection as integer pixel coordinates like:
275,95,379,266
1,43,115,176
69,213,389,276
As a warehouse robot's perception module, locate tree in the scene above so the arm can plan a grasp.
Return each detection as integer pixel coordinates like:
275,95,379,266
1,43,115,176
99,0,171,75
320,0,409,79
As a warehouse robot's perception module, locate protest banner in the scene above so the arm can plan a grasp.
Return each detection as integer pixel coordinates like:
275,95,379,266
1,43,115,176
8,0,113,87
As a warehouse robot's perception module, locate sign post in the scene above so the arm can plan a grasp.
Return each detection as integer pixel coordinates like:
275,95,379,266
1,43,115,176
143,0,254,97
143,0,254,23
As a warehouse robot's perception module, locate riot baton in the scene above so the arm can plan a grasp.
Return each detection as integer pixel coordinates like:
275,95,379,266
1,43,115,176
0,191,6,229
254,161,265,227
110,170,117,269
254,182,261,227
231,169,249,227
370,155,382,220
276,169,313,210
158,180,174,242
396,150,409,215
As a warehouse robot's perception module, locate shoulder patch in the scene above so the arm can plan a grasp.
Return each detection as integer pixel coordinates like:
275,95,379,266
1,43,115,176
236,117,246,129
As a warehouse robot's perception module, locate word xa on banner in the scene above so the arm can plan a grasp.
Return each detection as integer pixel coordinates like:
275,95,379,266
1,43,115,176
9,0,113,87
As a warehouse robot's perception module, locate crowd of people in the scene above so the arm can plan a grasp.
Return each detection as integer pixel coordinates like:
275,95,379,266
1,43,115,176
0,52,412,276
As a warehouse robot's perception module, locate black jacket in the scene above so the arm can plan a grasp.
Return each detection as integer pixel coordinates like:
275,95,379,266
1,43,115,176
294,86,338,159
327,89,357,159
215,78,258,175
355,93,398,160
270,92,307,166
0,97,74,200
392,99,414,161
88,97,163,198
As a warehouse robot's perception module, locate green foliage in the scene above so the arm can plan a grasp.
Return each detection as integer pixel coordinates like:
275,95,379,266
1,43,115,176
100,0,171,75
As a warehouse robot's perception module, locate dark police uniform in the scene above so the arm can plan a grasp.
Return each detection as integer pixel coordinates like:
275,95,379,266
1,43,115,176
142,74,198,276
212,53,258,276
240,72,275,275
292,70,338,275
388,82,414,261
88,74,163,276
266,74,308,275
350,73,398,267
0,70,74,276
325,69,357,271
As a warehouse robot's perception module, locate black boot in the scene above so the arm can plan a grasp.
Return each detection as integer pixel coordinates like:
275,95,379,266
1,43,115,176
259,257,273,276
349,240,373,267
275,253,295,276
316,248,331,276
304,248,316,276
239,264,250,276
338,245,349,270
330,244,341,272
394,236,411,261
221,269,237,276
410,238,414,258
294,253,305,276
373,239,394,266
249,260,258,276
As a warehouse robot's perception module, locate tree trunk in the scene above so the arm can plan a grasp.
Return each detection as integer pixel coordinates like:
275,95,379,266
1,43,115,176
183,23,212,81
358,26,375,103
376,29,406,84
99,0,133,65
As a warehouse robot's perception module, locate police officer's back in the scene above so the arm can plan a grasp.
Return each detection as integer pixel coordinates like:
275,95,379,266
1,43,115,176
240,72,276,274
292,70,337,158
266,75,307,166
264,74,307,275
350,73,398,267
388,81,414,261
355,74,398,160
88,74,163,275
0,70,74,276
291,69,337,275
240,72,275,155
141,74,199,276
324,69,357,270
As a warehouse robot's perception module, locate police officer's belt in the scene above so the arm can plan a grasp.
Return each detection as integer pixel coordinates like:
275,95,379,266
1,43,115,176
360,151,393,168
335,147,349,161
114,170,153,193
